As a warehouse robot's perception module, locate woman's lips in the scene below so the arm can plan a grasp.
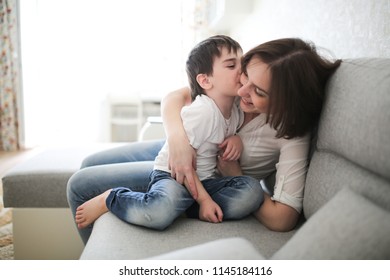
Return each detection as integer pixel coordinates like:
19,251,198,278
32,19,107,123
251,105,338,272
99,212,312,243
241,98,252,106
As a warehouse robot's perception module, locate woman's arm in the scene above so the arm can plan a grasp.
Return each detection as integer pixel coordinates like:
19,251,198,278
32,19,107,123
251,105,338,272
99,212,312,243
253,196,299,232
161,87,198,198
217,160,299,231
217,156,300,231
254,136,309,231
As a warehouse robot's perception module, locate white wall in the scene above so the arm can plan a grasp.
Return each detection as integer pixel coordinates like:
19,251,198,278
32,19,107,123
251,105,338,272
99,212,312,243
227,0,390,58
19,0,389,147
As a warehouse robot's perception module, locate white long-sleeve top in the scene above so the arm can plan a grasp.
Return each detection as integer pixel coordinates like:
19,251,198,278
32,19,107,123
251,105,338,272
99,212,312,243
237,113,310,213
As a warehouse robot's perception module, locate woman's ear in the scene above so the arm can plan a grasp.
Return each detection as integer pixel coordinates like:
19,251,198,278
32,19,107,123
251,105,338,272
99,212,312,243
196,74,212,90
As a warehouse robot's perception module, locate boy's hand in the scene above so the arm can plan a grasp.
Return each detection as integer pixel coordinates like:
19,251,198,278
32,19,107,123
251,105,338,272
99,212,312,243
199,199,223,223
218,135,243,161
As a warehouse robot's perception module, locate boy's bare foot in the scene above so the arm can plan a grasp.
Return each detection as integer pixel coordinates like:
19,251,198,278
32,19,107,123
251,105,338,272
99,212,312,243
75,189,111,229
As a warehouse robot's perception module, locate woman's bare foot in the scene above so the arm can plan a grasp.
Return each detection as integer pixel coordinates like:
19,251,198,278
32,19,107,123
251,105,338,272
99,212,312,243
75,189,111,229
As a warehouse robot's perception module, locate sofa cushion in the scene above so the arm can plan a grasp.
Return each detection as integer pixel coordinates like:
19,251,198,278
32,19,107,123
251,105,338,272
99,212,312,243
304,151,390,218
80,214,296,260
272,187,390,259
304,58,390,218
2,144,124,208
149,237,265,260
317,58,390,180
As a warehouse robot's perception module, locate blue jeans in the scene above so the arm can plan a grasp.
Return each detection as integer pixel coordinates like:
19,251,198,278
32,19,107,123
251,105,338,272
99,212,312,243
67,140,165,244
108,170,263,230
67,139,263,244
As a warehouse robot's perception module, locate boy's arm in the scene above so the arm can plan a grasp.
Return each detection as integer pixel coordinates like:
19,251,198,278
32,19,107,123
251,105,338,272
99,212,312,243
217,136,244,177
184,174,223,223
161,87,198,198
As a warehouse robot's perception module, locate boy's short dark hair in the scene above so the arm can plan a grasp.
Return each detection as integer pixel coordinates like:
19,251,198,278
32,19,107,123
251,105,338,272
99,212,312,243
186,35,242,100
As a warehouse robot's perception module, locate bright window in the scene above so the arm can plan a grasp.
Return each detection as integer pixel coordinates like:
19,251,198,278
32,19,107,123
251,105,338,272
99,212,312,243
20,0,196,146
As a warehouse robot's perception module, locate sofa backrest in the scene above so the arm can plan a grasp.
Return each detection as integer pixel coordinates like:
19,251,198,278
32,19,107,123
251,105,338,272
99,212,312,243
272,58,390,259
304,58,390,217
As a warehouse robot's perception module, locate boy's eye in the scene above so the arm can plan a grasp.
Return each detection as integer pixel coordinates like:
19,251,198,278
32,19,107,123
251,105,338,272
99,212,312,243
227,64,236,68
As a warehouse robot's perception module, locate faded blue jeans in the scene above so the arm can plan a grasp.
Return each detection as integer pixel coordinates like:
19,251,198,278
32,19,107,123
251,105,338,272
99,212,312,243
108,170,262,229
67,140,263,244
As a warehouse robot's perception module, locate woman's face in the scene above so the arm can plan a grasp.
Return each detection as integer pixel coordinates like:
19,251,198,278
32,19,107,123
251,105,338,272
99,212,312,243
237,57,270,114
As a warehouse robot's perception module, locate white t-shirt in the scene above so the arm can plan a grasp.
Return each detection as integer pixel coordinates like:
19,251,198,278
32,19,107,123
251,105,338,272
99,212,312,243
154,95,242,180
237,113,310,213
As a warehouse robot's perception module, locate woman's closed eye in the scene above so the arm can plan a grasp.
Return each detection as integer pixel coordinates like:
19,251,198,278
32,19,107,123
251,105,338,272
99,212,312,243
255,88,268,98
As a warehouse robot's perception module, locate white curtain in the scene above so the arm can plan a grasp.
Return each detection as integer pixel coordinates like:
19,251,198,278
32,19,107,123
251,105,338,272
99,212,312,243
0,0,22,151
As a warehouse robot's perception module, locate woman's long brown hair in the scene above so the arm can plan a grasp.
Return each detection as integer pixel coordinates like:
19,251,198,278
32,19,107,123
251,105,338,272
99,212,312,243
242,38,342,139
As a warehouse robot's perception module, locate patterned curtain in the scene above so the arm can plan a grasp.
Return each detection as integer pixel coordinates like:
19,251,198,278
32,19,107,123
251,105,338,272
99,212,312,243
0,0,21,151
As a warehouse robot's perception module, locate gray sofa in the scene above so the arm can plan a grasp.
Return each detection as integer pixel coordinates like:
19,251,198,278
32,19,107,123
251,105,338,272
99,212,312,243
3,58,390,260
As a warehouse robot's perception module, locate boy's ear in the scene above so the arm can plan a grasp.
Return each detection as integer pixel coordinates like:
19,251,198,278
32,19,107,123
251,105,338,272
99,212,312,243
196,74,212,90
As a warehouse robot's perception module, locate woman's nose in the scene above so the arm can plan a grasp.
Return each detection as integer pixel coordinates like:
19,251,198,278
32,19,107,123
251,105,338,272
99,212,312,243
240,72,248,84
238,84,249,97
238,74,249,97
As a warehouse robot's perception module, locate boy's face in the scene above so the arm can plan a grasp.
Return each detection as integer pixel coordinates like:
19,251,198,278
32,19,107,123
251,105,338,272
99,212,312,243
208,47,243,97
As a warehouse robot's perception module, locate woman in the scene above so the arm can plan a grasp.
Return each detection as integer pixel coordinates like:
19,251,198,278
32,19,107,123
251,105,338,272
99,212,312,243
164,38,341,231
67,37,341,244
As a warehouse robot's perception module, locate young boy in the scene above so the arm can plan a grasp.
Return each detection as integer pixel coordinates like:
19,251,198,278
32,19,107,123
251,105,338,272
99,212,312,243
75,35,258,230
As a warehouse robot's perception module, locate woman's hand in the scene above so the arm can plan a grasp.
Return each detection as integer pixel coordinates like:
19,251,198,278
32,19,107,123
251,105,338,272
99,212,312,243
161,87,199,198
168,137,197,184
167,136,198,199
